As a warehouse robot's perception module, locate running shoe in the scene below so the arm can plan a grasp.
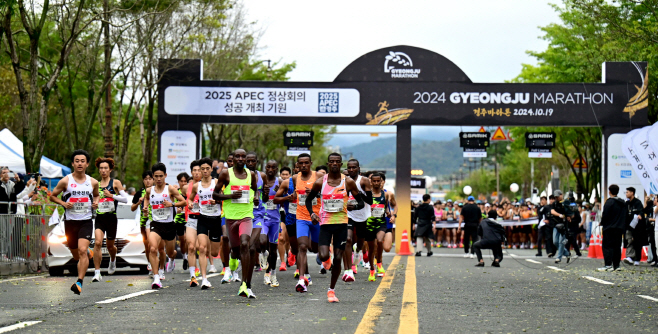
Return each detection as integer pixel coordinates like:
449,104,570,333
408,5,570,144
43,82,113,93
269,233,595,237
634,261,640,266
108,261,116,275
597,266,613,272
208,265,217,273
304,274,312,286
351,265,358,275
342,271,350,282
92,272,102,282
190,276,199,287
166,261,175,273
323,258,332,271
368,270,376,282
376,263,385,277
201,278,212,290
238,282,249,297
159,269,165,280
183,258,189,270
195,267,200,277
220,267,225,275
264,273,271,285
294,269,300,279
246,288,256,299
152,280,162,290
270,275,279,287
295,279,307,293
469,253,475,259
70,282,82,295
259,253,268,270
147,263,152,272
229,257,239,271
279,263,287,271
287,252,296,267
363,261,371,270
327,290,339,303
232,270,241,282
347,271,356,282
343,270,355,282
221,270,232,284
363,251,369,264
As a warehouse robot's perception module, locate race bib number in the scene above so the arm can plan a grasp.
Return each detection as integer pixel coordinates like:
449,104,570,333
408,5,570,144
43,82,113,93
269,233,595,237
289,202,297,215
69,197,90,215
152,204,171,221
231,185,250,204
371,204,385,218
347,195,357,206
98,197,115,213
513,215,520,220
322,194,344,213
200,200,219,215
266,196,276,211
191,200,200,213
298,190,317,206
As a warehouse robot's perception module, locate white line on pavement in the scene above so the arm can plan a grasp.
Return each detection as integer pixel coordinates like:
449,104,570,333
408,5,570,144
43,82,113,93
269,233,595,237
525,259,541,264
0,321,42,333
510,254,518,257
637,295,658,302
0,275,46,284
96,290,156,304
546,266,568,272
185,273,222,282
582,276,614,285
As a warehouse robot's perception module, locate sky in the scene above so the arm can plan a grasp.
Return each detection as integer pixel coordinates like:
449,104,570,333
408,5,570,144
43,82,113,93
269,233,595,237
243,0,561,146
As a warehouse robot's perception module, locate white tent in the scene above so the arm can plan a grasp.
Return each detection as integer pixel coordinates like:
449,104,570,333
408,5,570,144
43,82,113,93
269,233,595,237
0,128,71,178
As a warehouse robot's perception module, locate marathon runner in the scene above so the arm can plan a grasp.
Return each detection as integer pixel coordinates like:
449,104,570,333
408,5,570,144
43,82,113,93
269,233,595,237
49,150,100,295
343,159,372,281
246,152,267,273
382,176,398,254
91,158,129,282
220,153,237,283
273,163,301,278
365,172,390,280
306,153,365,302
181,160,202,285
131,171,155,276
187,158,223,289
173,172,190,274
213,149,258,298
291,153,324,292
143,163,187,289
261,160,280,287
277,166,292,271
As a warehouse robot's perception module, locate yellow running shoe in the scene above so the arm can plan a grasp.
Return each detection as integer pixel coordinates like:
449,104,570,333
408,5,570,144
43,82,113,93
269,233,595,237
376,263,385,277
368,270,376,282
294,269,300,278
238,281,248,297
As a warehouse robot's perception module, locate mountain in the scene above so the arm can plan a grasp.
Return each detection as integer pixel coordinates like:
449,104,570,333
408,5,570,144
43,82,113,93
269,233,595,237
338,137,464,176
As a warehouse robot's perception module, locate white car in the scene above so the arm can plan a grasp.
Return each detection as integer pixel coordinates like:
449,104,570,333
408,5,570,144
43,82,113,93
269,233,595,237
47,204,147,276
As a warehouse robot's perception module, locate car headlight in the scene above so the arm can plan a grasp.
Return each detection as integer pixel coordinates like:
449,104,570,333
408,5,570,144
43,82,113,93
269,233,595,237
48,235,67,244
125,234,144,242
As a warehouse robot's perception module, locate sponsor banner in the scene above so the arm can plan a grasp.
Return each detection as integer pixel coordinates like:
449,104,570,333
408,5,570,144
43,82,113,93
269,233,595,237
164,87,359,117
608,133,643,194
622,131,656,194
160,131,196,185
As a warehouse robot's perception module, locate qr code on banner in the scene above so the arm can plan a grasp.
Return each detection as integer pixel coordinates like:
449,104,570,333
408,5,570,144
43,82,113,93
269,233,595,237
318,92,339,113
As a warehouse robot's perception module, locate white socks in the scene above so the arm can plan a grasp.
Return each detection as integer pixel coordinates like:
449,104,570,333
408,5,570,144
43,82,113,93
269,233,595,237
183,254,188,260
189,266,196,277
94,270,100,275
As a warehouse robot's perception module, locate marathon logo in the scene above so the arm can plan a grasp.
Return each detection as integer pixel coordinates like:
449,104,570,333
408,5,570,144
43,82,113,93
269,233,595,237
462,133,489,139
528,133,555,139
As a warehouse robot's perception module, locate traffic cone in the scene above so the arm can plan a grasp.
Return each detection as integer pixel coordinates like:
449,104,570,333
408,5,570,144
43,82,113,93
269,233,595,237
587,233,598,259
398,230,413,255
595,234,604,259
641,246,649,262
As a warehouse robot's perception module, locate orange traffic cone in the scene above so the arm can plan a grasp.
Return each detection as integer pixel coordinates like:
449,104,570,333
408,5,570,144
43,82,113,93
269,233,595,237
595,234,604,259
398,230,413,255
641,246,649,262
587,234,598,259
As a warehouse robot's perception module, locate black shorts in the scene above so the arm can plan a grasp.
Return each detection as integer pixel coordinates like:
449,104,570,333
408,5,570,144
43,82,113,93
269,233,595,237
365,221,387,242
386,228,393,234
198,215,222,242
150,221,177,241
349,218,367,239
175,223,186,237
319,224,348,250
65,219,93,249
286,222,297,240
95,214,118,240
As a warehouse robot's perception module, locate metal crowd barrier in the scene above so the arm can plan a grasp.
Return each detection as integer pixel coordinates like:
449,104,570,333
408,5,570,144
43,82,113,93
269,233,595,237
0,202,57,275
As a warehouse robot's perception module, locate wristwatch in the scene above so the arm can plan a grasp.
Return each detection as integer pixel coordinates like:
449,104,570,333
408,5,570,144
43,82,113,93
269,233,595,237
393,214,397,218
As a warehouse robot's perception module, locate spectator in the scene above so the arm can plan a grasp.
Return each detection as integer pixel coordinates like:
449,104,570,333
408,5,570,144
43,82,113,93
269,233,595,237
645,196,656,266
550,190,570,264
597,184,627,271
413,194,436,256
622,187,646,266
127,187,136,196
473,210,505,267
536,196,554,257
0,168,34,214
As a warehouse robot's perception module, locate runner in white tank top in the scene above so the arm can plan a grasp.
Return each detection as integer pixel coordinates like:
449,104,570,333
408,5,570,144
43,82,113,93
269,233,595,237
344,159,373,279
347,175,371,221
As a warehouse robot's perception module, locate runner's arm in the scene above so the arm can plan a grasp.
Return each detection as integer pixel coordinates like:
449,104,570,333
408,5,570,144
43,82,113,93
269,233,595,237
346,178,365,211
273,179,291,204
91,179,100,210
212,169,238,201
142,188,151,215
389,192,398,224
111,179,129,203
251,171,260,206
361,178,373,205
131,191,143,212
49,177,73,209
170,185,187,207
306,178,323,224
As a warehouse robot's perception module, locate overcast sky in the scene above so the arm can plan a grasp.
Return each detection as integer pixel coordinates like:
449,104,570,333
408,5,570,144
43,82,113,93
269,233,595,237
243,0,561,146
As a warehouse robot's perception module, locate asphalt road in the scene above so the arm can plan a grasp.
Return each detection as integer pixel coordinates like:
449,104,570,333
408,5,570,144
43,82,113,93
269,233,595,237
1,248,658,333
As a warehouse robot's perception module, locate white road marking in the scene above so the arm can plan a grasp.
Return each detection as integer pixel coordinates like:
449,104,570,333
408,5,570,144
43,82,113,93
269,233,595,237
582,276,614,285
525,259,541,264
637,295,658,302
546,266,568,272
0,321,42,333
510,254,518,258
96,290,156,304
184,273,221,282
0,275,45,284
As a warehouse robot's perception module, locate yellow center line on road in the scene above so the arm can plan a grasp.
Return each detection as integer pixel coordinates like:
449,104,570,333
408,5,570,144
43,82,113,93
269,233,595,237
398,256,418,334
354,255,401,334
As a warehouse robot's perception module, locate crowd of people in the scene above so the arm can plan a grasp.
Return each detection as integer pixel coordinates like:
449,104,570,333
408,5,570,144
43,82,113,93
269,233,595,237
45,149,399,303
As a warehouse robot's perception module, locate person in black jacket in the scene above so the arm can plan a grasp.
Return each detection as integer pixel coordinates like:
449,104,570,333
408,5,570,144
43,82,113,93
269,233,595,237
413,194,436,256
473,210,505,267
535,196,554,257
598,184,628,271
0,168,26,214
622,187,646,266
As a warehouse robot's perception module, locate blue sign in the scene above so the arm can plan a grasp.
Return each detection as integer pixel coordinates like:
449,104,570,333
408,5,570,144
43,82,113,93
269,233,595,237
318,92,339,113
620,170,632,178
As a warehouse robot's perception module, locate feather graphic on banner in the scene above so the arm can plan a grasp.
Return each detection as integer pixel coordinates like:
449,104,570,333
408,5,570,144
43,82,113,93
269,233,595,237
366,101,414,125
623,65,648,118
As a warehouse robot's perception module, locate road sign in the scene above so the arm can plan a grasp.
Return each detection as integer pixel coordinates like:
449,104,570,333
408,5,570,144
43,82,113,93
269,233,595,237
478,127,486,133
491,127,507,141
526,132,555,158
572,157,588,171
460,132,489,158
283,131,314,147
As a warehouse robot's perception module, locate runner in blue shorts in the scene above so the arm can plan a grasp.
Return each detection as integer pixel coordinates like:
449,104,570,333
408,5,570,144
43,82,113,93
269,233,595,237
260,160,281,287
274,164,302,277
246,152,266,273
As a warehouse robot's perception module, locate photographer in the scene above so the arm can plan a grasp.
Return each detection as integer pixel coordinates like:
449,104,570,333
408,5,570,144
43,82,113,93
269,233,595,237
622,187,646,266
550,190,571,264
0,167,32,214
536,196,554,257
